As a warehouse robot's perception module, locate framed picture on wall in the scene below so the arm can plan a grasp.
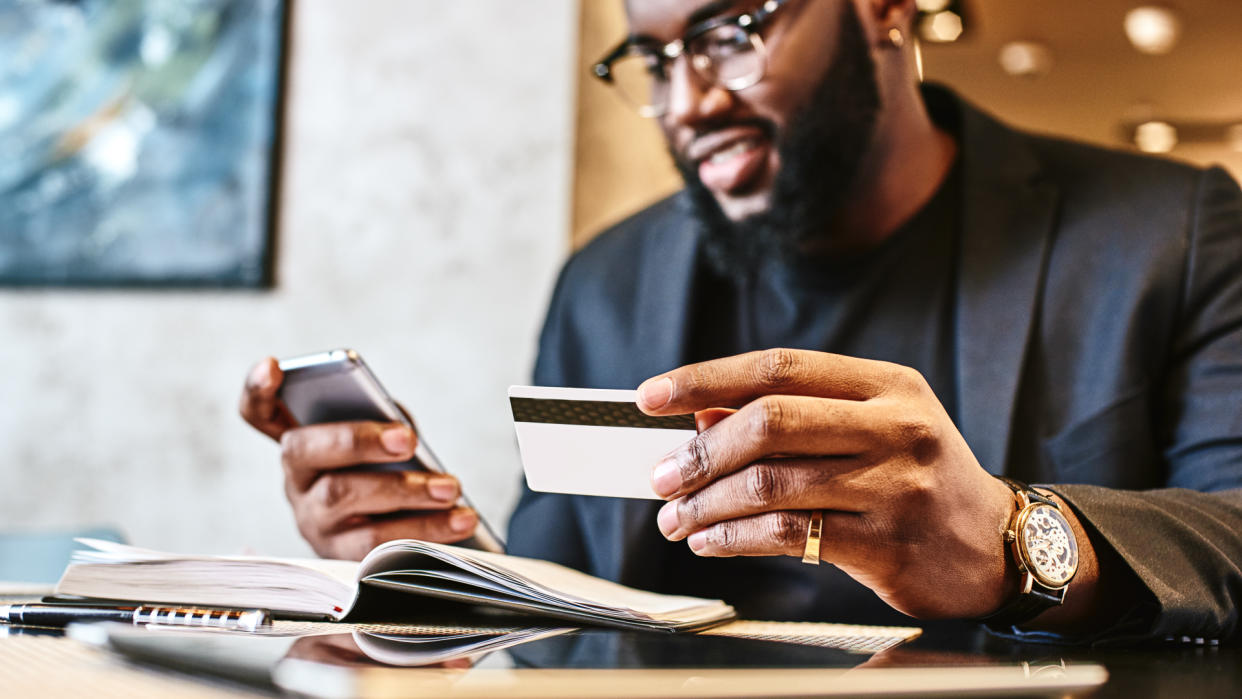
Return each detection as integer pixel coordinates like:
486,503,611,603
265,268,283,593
0,0,286,287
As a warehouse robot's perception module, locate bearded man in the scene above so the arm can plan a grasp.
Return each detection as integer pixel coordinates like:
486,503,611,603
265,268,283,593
242,0,1242,643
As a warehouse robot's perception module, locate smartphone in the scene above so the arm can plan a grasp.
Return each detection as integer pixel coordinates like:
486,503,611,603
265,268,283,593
277,348,504,554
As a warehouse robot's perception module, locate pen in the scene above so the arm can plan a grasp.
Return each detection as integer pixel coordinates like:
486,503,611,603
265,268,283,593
0,603,271,632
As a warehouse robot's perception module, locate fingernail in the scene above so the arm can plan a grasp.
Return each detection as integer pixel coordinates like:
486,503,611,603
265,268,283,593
380,427,413,455
657,502,680,538
450,509,477,533
687,530,708,553
638,377,673,410
651,459,681,498
428,477,457,502
250,363,272,389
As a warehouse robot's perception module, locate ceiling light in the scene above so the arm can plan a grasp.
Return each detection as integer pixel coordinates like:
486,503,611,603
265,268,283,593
998,41,1054,78
1124,6,1182,55
921,11,964,43
1228,125,1242,153
1135,121,1178,153
915,0,951,12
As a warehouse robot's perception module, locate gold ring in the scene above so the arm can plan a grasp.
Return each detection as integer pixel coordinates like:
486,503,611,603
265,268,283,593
802,510,823,565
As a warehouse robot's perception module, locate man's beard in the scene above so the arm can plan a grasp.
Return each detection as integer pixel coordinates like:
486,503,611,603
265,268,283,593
674,3,881,278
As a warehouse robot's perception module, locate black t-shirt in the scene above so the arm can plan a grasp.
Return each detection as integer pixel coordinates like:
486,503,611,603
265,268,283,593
690,164,961,421
649,164,965,625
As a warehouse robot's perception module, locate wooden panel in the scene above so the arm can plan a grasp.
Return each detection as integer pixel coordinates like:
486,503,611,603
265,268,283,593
571,0,682,249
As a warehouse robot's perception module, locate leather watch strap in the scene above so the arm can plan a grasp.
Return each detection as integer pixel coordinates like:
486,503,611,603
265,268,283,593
982,578,1065,629
995,475,1057,507
982,475,1070,629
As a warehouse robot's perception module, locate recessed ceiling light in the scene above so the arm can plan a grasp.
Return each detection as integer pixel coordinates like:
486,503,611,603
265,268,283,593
1135,121,1178,153
1228,125,1242,153
921,11,964,43
998,41,1054,78
1125,6,1182,55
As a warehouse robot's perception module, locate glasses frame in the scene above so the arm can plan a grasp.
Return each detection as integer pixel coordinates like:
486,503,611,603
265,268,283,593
592,0,790,118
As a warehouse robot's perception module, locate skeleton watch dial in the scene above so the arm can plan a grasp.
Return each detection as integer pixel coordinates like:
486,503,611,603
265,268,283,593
1016,503,1079,587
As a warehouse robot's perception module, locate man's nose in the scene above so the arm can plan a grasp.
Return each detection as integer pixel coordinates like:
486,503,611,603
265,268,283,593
664,55,733,128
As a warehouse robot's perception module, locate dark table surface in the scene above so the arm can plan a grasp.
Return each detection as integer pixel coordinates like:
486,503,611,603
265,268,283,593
130,618,1242,698
2,597,1237,698
882,621,1240,699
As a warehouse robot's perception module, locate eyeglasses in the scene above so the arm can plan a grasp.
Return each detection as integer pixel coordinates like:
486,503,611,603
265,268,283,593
592,0,789,118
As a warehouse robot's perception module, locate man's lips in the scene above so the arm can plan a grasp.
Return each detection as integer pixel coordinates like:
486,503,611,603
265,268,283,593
685,125,768,163
693,133,771,196
682,125,773,196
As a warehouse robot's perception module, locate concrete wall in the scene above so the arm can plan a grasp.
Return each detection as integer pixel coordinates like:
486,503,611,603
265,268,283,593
0,1,576,557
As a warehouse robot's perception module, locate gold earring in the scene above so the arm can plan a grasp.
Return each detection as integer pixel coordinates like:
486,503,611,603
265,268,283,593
887,27,905,49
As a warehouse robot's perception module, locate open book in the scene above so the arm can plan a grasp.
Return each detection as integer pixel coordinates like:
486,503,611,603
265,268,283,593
54,539,736,633
347,626,574,666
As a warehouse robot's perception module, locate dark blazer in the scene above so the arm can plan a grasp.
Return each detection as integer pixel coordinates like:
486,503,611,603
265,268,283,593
508,88,1242,642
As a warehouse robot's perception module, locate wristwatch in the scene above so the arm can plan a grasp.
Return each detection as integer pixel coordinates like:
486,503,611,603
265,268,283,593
982,476,1080,628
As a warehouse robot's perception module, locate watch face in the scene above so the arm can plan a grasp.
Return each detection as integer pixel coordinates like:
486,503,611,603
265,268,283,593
1018,504,1079,587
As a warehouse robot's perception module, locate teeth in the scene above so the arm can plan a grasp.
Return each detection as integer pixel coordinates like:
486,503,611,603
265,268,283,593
708,139,757,164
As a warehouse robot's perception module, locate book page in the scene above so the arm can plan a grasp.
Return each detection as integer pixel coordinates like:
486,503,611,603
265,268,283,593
465,550,716,616
57,540,361,619
72,539,360,589
364,541,729,621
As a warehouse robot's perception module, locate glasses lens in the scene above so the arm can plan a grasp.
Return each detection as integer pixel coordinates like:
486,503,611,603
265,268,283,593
689,24,763,89
607,49,670,117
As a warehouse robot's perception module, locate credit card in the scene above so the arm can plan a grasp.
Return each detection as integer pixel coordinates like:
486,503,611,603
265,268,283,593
508,386,698,499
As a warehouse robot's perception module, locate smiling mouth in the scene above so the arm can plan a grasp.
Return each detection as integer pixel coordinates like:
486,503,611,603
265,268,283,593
708,138,760,164
695,134,772,196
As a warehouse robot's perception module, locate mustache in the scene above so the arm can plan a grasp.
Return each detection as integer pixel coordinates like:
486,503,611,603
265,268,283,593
673,118,777,167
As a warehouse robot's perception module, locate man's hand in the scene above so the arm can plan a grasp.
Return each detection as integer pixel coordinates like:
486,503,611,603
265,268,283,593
636,348,1021,620
239,357,478,561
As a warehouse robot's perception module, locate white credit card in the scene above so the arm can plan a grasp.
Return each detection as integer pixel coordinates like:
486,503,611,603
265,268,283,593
508,385,698,499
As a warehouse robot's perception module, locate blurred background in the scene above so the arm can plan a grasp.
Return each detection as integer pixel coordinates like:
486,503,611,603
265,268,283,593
1,0,1240,558
576,0,1242,244
0,0,574,558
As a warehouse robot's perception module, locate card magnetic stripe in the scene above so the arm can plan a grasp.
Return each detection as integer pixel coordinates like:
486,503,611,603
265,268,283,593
509,398,696,430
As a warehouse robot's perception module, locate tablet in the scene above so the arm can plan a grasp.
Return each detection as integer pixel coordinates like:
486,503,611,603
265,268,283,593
73,623,1108,699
